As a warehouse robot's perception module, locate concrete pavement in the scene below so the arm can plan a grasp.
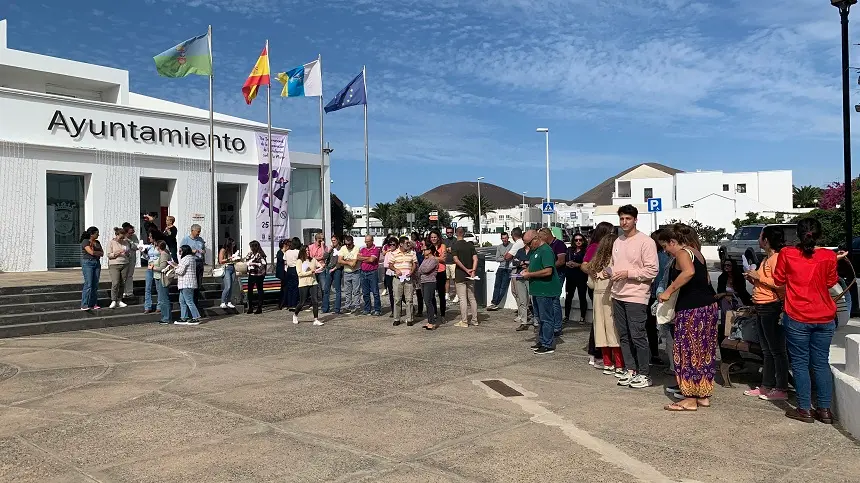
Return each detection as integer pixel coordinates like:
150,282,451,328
0,307,857,482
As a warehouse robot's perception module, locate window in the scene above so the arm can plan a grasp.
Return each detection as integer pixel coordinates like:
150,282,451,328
722,184,729,192
45,83,103,102
643,188,653,201
617,181,631,198
287,168,322,219
737,183,747,193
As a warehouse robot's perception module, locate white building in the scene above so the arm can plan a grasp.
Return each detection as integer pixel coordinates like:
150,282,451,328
576,163,801,234
346,205,385,236
0,20,330,272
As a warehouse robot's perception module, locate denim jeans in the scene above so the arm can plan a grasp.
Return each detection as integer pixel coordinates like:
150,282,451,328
322,269,342,313
81,259,101,308
156,280,172,322
491,268,511,306
221,265,235,303
179,288,201,320
144,269,155,310
342,271,362,311
533,295,557,349
360,270,381,313
783,315,836,410
552,296,563,333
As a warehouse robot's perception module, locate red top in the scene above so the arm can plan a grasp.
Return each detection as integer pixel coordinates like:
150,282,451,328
583,243,599,263
773,247,838,323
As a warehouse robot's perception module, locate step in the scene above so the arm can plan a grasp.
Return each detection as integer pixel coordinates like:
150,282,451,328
0,290,226,316
0,285,222,305
0,277,224,296
0,308,232,339
0,299,226,326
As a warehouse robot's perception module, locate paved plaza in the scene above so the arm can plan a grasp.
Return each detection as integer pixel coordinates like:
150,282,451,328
0,307,857,483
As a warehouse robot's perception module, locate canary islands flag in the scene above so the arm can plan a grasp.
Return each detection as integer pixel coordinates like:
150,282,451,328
276,59,323,98
153,33,212,78
242,44,271,105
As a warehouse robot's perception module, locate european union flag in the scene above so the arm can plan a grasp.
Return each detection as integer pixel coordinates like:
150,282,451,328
324,70,367,113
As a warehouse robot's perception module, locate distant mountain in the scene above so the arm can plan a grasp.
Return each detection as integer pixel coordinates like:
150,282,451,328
420,182,568,210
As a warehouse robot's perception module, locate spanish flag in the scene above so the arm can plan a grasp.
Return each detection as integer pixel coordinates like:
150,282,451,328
242,43,270,105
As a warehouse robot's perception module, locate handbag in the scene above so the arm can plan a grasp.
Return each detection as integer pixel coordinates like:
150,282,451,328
655,290,678,325
212,266,225,278
234,261,249,276
587,276,595,290
161,266,176,287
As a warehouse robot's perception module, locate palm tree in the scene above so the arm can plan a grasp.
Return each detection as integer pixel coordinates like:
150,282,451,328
370,202,393,229
456,194,495,234
792,185,822,208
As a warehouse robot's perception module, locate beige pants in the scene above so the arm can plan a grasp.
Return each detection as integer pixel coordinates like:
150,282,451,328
592,277,620,347
392,277,414,322
455,280,478,324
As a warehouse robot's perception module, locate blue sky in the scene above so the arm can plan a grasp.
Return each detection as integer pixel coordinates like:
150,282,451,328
3,0,859,207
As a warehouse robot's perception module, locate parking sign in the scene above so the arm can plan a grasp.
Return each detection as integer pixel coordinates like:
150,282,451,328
647,198,662,212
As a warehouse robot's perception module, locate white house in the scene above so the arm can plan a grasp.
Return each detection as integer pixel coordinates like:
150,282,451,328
576,163,801,234
0,20,330,272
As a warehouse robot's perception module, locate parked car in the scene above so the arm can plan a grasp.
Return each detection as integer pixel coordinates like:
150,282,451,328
719,224,798,266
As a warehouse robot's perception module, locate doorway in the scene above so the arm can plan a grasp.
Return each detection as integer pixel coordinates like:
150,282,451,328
218,183,243,251
140,178,175,232
46,173,85,268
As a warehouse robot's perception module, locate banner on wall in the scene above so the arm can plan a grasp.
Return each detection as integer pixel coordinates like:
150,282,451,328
255,132,290,244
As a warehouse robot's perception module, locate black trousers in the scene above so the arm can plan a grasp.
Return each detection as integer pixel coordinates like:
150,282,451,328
247,275,265,312
613,298,651,376
295,286,319,318
564,275,589,320
384,274,395,310
436,271,447,317
193,258,204,303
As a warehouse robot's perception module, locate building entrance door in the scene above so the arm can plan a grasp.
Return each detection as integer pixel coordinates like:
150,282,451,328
46,173,85,268
218,184,243,251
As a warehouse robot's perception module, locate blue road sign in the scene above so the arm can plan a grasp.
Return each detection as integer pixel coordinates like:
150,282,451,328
451,221,458,228
542,202,555,214
647,198,662,212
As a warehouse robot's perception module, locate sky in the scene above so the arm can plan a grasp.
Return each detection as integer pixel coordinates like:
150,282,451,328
3,0,860,207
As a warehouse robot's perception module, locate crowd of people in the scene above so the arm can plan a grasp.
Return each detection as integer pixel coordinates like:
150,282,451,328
79,206,845,423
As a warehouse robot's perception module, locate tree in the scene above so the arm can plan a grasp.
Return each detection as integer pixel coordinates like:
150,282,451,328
732,212,779,230
388,195,451,232
342,209,356,231
792,185,822,208
819,178,860,210
456,194,495,234
370,202,394,230
666,219,728,244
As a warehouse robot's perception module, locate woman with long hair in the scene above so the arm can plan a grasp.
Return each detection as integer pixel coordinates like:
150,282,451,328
773,218,838,424
152,241,173,324
716,259,752,336
564,233,589,324
283,238,301,309
80,226,103,310
142,230,162,314
429,230,448,319
174,245,202,325
382,236,398,317
582,225,624,376
219,238,239,309
418,244,440,330
107,227,131,309
658,224,719,411
276,239,288,310
581,222,614,367
294,245,323,325
744,225,789,401
245,240,268,314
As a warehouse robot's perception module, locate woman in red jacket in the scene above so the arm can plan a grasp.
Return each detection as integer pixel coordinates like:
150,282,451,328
772,218,838,424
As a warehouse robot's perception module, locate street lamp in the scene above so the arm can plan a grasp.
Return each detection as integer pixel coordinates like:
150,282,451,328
833,0,857,254
477,176,485,236
522,191,527,231
536,128,550,227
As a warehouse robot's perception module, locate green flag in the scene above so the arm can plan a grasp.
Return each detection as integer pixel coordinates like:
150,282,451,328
153,33,211,77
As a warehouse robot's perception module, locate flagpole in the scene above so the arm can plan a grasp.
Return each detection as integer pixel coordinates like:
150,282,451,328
363,65,369,233
207,24,217,271
266,39,275,266
318,54,326,241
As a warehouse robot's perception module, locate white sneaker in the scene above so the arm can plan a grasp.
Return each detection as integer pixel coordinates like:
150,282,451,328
617,370,635,386
292,314,299,324
629,374,653,389
313,319,324,326
451,296,460,303
118,301,127,308
226,302,235,309
109,301,118,309
594,360,605,370
602,365,616,375
220,303,227,309
588,356,595,366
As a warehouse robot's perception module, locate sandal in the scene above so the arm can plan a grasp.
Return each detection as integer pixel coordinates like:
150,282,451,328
424,324,437,330
697,398,711,408
664,403,697,412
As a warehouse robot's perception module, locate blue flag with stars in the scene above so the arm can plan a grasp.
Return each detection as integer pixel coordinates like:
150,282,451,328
324,70,366,113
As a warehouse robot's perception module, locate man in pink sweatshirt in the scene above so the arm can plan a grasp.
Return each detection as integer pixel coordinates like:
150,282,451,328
609,205,658,389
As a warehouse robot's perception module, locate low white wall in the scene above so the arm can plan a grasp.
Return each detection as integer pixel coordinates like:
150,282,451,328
832,329,860,439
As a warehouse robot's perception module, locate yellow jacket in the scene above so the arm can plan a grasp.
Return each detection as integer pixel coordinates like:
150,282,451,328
297,258,320,287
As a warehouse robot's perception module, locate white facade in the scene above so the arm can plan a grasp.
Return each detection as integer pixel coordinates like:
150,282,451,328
0,20,330,272
592,165,799,234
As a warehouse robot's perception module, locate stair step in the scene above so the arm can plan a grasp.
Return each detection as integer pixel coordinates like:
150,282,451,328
0,308,233,338
0,278,223,296
0,287,222,305
0,291,226,315
0,300,225,326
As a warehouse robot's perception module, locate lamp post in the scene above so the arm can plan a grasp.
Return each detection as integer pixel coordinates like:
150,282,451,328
536,128,550,227
834,0,856,252
522,191,527,231
477,176,485,236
